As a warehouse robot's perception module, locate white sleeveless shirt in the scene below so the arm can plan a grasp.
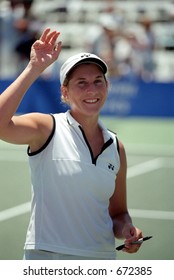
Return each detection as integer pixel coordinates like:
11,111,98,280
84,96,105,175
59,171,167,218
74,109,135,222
24,111,120,259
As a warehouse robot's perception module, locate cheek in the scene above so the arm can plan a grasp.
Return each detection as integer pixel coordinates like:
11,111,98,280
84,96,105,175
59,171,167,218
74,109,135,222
101,86,108,98
67,87,81,101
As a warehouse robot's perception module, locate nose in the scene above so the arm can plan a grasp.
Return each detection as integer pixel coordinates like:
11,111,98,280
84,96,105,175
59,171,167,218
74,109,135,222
86,82,97,94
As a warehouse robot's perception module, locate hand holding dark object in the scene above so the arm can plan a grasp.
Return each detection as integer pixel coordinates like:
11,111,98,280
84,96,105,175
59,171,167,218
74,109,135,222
116,236,153,251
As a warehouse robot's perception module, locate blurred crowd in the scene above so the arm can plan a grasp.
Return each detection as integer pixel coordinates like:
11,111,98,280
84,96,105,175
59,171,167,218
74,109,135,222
0,0,41,77
0,0,174,81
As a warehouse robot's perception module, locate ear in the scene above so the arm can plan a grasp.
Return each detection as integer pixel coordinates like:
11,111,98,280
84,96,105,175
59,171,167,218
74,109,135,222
106,78,110,91
61,85,69,103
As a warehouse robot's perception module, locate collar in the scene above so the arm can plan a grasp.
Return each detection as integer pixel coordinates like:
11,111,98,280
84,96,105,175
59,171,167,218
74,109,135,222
66,110,114,143
66,110,81,127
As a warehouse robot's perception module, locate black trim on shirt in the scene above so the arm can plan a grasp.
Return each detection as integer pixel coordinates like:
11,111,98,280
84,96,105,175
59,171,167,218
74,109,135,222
115,136,120,155
108,129,120,155
79,126,113,165
27,114,56,156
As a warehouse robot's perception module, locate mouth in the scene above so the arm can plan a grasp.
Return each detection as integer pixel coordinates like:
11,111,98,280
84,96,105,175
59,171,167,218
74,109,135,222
83,98,99,104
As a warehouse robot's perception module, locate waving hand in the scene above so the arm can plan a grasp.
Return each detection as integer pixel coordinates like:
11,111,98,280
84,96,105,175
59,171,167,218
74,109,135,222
30,28,62,73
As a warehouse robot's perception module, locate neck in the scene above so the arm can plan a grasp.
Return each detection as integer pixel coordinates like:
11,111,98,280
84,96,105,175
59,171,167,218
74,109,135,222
70,110,100,138
69,110,104,157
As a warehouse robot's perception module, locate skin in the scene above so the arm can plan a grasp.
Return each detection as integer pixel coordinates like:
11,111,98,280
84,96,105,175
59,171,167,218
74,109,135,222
0,28,143,253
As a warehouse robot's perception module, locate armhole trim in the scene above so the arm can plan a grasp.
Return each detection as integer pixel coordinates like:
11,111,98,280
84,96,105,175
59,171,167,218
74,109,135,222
27,114,56,156
108,129,120,156
115,136,120,156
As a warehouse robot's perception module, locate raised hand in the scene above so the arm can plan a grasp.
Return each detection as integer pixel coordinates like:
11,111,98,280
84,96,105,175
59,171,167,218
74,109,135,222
29,28,62,73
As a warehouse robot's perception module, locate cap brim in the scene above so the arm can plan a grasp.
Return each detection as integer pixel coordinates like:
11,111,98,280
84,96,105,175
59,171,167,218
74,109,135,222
73,57,107,74
60,53,108,85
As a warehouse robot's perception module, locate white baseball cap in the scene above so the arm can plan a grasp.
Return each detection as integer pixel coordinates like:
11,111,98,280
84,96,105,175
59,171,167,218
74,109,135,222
60,52,108,85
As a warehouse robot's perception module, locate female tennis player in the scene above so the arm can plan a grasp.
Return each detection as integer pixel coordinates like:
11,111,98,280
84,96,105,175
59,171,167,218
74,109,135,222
0,28,143,259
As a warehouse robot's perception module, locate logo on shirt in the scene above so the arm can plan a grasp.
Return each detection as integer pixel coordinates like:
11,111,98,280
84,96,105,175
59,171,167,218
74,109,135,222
108,163,115,171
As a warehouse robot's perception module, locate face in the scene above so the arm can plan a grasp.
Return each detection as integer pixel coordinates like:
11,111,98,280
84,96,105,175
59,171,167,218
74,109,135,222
61,63,108,119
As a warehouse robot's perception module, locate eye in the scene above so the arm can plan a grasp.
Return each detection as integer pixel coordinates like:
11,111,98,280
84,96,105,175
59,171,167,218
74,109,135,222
79,81,86,85
94,79,103,85
78,80,87,87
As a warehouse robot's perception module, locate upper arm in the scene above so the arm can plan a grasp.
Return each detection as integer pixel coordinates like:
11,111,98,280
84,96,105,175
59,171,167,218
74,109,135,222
0,113,54,151
109,140,128,218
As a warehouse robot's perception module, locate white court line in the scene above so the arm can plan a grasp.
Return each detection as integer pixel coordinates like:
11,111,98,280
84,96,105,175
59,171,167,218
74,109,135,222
0,158,173,222
127,158,163,179
0,202,31,222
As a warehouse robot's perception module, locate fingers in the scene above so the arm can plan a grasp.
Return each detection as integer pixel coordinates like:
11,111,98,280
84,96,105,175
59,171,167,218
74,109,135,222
49,31,60,45
40,28,61,45
123,243,141,254
54,41,62,53
40,28,50,41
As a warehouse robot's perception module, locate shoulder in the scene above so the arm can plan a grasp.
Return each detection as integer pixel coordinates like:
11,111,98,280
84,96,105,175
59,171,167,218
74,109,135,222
107,128,120,155
107,128,127,167
27,113,55,154
51,112,67,123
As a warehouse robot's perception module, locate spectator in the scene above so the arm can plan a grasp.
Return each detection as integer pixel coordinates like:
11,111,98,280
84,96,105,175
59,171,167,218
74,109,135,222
136,16,156,81
89,13,125,77
0,0,41,77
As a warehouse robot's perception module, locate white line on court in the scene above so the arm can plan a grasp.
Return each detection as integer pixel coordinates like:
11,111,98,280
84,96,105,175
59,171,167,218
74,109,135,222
0,158,173,222
0,202,31,222
127,157,163,179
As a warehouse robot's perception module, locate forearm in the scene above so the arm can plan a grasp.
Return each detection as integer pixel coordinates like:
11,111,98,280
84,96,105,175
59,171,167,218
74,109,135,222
0,63,41,128
112,211,133,239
